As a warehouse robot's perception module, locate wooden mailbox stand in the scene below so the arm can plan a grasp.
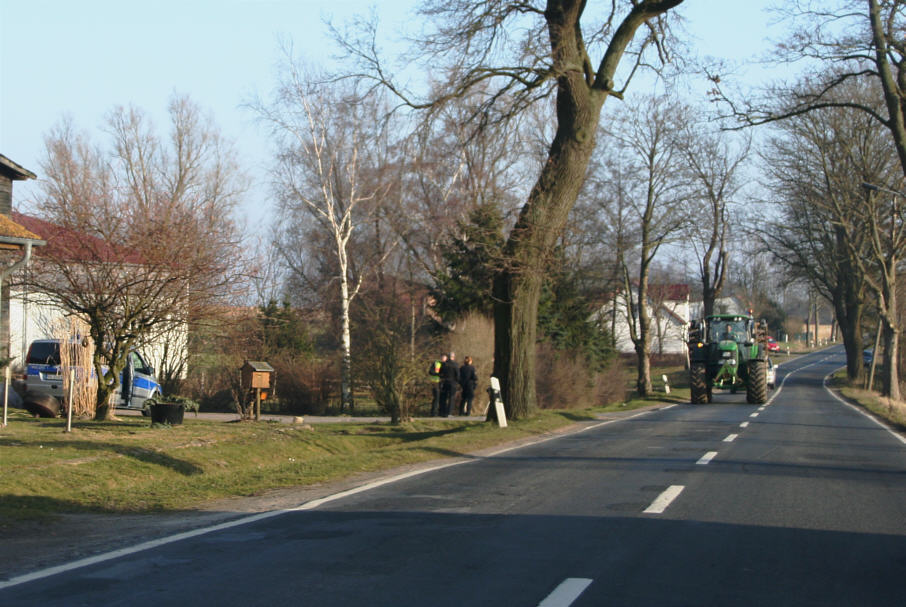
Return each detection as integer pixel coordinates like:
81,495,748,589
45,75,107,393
241,360,274,421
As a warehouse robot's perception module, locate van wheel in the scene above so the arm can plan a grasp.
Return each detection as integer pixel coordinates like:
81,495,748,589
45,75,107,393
23,391,61,418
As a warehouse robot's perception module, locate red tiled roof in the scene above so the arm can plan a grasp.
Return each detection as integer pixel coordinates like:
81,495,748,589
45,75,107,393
12,212,144,264
648,283,690,301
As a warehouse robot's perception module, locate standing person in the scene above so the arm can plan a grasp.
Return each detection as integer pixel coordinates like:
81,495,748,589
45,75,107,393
439,351,459,417
458,355,478,416
428,354,446,417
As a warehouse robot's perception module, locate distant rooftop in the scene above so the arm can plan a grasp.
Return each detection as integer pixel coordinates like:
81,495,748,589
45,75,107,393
0,154,37,181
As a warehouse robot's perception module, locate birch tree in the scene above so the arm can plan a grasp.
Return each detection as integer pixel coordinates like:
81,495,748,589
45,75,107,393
256,60,393,412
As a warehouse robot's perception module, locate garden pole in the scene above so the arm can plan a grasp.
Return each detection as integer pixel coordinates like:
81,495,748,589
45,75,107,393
2,365,8,427
65,368,74,433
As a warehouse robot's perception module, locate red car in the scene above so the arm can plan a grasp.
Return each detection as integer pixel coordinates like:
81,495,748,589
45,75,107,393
766,337,780,352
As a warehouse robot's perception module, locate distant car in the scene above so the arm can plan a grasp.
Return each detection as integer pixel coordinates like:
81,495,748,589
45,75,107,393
766,337,780,353
863,349,873,365
766,358,776,389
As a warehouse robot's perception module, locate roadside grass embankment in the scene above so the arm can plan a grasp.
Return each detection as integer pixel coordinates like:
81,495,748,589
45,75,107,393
0,398,655,526
828,369,906,432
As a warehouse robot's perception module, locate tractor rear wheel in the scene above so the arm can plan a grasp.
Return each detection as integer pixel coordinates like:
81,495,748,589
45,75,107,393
690,364,708,404
746,359,768,404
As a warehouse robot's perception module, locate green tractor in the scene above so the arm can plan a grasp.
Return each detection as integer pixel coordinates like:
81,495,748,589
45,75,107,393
687,313,769,404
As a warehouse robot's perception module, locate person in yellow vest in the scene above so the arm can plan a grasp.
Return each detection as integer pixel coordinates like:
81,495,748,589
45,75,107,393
428,353,446,416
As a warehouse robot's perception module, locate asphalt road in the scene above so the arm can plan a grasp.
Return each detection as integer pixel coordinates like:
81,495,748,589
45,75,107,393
3,346,905,606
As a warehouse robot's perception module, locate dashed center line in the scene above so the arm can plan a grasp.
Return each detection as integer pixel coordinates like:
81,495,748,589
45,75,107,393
740,421,749,428
723,433,738,442
643,485,685,514
749,412,759,418
538,578,594,607
696,451,718,465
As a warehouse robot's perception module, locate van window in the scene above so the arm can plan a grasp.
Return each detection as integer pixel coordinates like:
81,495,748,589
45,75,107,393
26,342,61,366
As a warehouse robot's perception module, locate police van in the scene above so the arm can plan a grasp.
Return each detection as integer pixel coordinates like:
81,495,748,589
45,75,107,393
25,339,161,412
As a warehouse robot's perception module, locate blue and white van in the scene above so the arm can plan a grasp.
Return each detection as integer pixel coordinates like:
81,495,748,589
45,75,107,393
25,339,161,411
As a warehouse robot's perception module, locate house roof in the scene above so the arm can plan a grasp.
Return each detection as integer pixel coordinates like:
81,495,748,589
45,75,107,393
0,213,44,243
12,212,144,264
0,154,36,181
648,283,690,301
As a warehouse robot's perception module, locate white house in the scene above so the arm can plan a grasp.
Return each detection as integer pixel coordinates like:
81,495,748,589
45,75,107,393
7,212,188,380
596,284,691,355
688,295,748,320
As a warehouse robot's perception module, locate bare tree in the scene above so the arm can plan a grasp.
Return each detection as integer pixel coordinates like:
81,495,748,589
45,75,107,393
596,94,691,396
677,118,749,319
760,86,895,380
710,0,906,396
339,0,685,418
27,96,245,419
254,58,397,412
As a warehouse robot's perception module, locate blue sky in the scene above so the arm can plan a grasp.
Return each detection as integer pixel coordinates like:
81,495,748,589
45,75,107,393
1,1,778,230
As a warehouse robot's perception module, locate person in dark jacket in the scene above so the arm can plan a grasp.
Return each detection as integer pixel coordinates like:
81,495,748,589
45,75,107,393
458,356,478,416
439,351,459,417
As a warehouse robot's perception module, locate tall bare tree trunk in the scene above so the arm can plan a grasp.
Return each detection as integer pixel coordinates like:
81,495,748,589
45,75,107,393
881,263,900,401
340,272,354,412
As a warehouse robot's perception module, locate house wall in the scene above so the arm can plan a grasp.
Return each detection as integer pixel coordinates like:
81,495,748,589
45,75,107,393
600,294,690,355
8,289,188,379
0,174,12,215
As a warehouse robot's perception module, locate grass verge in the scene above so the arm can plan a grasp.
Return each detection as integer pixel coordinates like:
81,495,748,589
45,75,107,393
0,407,618,525
828,370,906,432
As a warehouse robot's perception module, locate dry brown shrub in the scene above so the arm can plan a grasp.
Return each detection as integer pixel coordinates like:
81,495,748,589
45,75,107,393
51,317,97,417
268,355,337,415
447,312,494,413
535,342,625,409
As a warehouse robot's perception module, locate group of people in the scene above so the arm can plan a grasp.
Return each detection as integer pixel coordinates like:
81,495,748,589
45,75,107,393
428,352,478,417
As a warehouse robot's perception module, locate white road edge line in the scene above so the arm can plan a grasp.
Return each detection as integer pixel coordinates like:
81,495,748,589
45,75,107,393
538,578,594,607
0,407,668,591
823,370,906,446
643,485,685,514
723,434,738,442
696,451,718,465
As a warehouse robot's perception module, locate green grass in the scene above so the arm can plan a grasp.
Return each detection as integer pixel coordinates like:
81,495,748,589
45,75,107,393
0,408,605,524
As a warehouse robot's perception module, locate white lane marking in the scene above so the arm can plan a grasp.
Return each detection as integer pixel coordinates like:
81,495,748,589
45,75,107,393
739,421,749,428
749,412,759,418
696,451,718,465
758,406,766,411
538,578,594,607
644,485,685,514
765,348,837,405
823,370,906,446
723,434,738,442
0,406,672,591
